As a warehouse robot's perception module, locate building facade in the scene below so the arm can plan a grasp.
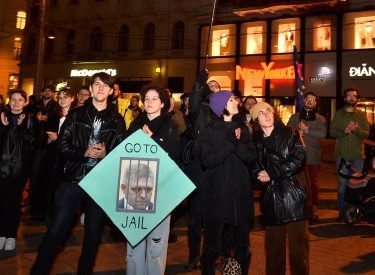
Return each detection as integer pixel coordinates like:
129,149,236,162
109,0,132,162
18,0,375,130
0,0,27,100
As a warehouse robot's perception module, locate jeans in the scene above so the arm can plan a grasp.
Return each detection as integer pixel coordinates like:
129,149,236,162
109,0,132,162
201,220,250,275
30,182,105,275
265,220,310,275
0,176,28,238
335,158,364,213
307,164,320,206
126,214,170,275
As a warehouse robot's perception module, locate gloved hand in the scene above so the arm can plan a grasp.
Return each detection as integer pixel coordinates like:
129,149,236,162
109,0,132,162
196,69,208,84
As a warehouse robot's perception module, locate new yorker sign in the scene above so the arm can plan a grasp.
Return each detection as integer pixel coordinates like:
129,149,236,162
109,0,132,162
236,63,295,80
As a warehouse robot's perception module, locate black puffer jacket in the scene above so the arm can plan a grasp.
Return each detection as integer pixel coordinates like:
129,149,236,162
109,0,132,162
56,98,126,183
127,112,180,162
250,123,312,226
0,111,38,178
199,116,257,226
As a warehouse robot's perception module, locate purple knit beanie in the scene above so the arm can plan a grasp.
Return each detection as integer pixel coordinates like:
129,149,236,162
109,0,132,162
209,90,233,117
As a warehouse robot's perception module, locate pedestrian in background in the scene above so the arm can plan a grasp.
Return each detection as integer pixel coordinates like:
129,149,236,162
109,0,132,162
287,92,327,218
329,87,370,223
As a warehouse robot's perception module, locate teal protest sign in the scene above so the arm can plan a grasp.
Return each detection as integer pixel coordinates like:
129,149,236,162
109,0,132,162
79,129,195,246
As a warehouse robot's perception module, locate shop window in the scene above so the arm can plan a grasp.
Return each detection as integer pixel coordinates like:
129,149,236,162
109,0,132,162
27,33,36,56
143,23,155,51
118,24,129,52
271,18,300,54
315,23,331,50
212,30,229,56
89,26,103,52
14,39,21,59
278,24,295,53
246,26,263,54
355,17,375,49
172,21,184,49
16,11,26,29
66,29,75,54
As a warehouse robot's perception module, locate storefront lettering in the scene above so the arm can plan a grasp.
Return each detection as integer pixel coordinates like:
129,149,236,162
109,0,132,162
309,77,325,82
349,64,375,77
236,63,295,80
70,69,117,77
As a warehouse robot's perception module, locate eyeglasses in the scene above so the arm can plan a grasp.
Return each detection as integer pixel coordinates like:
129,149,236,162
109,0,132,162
346,95,358,99
304,98,315,102
144,97,160,103
208,84,219,89
57,95,69,101
78,92,90,97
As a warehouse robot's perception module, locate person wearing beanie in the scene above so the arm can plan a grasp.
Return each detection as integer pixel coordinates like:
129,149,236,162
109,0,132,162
250,101,312,275
198,91,257,275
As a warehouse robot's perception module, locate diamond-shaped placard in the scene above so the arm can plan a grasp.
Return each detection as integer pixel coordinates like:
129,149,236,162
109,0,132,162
79,129,195,246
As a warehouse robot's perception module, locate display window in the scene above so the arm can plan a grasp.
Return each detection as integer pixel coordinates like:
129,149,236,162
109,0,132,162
238,56,267,97
305,15,337,51
343,11,375,49
199,57,236,91
240,21,267,55
271,18,300,54
200,24,236,57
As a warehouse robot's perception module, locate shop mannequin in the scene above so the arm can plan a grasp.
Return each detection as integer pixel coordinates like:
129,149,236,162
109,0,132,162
365,22,373,47
285,28,294,52
220,33,228,55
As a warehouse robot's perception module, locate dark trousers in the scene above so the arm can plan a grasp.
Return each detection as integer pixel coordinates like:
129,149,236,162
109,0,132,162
187,158,204,259
201,220,250,275
307,164,320,205
0,176,28,238
265,220,310,275
30,182,105,275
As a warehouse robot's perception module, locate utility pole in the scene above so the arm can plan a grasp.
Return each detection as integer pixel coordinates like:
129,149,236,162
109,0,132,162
35,0,46,97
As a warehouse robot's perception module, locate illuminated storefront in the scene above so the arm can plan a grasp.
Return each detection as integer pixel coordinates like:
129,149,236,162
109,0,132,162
199,10,375,126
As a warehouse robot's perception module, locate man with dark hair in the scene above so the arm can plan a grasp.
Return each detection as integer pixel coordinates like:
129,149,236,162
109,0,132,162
287,92,327,218
30,72,126,275
329,87,370,223
76,86,91,107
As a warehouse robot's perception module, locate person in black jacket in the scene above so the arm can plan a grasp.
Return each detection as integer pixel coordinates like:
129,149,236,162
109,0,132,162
30,72,126,275
126,84,180,275
249,101,312,275
0,89,38,250
199,90,257,275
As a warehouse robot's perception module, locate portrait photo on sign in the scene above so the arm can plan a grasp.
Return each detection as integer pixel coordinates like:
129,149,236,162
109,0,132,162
116,158,159,213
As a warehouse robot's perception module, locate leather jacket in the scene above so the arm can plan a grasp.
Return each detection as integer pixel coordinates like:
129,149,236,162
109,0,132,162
0,111,38,178
250,123,312,226
56,99,126,183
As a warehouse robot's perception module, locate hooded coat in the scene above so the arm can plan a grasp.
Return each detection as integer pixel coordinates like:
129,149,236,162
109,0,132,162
198,115,257,226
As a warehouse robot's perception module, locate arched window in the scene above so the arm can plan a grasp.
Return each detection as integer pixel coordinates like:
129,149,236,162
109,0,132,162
143,23,155,51
90,26,103,52
45,31,55,55
172,21,184,49
27,33,36,56
66,29,75,54
118,24,129,52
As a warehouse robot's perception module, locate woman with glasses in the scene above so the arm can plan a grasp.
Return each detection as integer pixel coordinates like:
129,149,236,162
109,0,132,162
125,84,180,275
30,88,75,231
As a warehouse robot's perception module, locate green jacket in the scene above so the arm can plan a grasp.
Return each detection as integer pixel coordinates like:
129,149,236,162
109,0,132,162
329,108,370,159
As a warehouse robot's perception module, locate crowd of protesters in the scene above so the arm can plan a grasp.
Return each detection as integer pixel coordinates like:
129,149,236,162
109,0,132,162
0,69,373,275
